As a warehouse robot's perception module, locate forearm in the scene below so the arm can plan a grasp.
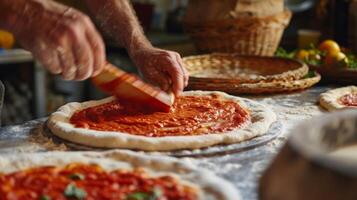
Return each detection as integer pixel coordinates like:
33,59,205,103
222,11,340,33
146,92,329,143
84,0,152,57
0,0,52,36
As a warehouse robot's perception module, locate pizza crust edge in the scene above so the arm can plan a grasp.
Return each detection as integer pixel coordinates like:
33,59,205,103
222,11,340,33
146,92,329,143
319,86,357,111
0,150,241,200
47,91,276,151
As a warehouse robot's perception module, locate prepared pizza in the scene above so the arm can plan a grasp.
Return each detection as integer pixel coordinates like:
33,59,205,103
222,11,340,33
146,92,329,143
0,151,240,200
48,91,276,151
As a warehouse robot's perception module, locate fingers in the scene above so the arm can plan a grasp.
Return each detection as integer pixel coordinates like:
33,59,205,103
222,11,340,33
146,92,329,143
49,9,104,80
72,37,93,81
68,14,105,80
140,66,171,92
174,53,189,87
83,16,106,77
46,27,75,80
164,55,184,96
14,2,106,81
136,50,187,96
56,46,77,80
67,15,96,80
35,46,63,75
151,73,171,92
21,39,63,75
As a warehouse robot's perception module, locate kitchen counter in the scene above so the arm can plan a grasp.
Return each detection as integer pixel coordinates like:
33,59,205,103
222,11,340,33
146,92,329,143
0,86,332,199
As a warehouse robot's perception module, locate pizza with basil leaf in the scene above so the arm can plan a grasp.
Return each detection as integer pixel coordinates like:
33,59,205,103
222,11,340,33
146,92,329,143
0,151,240,200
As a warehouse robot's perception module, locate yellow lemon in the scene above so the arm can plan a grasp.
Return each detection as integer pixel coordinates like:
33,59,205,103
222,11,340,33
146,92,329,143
324,52,349,68
319,40,341,55
0,30,15,49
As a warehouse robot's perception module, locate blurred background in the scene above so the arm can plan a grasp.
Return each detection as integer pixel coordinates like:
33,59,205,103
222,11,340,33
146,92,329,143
0,0,356,125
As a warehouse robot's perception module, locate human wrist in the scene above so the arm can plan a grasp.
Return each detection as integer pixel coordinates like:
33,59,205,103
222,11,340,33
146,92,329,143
127,37,153,61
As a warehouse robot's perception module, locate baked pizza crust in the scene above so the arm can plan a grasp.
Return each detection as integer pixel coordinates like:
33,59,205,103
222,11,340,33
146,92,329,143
48,91,276,151
319,86,357,111
0,150,240,200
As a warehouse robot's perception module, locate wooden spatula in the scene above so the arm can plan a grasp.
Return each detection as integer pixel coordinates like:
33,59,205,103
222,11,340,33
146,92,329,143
92,63,174,112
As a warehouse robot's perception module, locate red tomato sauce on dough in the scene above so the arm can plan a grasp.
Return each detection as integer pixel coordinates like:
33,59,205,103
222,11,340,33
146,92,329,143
70,95,250,137
0,164,197,200
339,93,357,107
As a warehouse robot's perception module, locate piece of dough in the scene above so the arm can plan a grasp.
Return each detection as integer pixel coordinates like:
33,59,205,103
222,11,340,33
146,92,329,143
48,91,276,151
319,86,357,111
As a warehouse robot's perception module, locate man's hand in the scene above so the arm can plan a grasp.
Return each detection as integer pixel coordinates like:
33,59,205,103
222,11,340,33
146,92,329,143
131,47,189,96
2,0,106,81
84,0,189,95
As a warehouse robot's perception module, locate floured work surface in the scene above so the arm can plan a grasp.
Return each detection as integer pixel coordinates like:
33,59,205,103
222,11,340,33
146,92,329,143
0,86,330,200
33,120,281,157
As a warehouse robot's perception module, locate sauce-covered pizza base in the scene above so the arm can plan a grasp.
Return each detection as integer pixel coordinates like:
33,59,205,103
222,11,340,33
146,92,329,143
0,164,197,200
70,95,250,137
339,93,357,107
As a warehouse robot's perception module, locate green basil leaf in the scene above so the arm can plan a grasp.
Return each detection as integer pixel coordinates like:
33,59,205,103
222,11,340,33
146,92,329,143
40,195,51,200
64,183,87,200
126,192,150,200
126,188,163,200
68,173,85,180
151,187,163,200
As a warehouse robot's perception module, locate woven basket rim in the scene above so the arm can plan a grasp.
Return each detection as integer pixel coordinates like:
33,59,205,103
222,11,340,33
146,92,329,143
187,72,321,94
183,53,309,84
184,8,292,28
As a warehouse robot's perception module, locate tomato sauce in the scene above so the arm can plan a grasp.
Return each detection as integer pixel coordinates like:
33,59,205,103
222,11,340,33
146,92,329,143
0,164,197,200
339,93,357,107
70,95,250,137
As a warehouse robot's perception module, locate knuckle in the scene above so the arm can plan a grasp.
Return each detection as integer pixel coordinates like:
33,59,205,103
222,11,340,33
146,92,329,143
51,31,67,45
81,15,93,25
66,23,82,38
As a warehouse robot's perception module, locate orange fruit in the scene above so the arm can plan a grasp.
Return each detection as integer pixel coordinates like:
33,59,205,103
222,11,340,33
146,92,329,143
319,40,341,55
324,52,349,68
0,30,15,49
295,50,310,61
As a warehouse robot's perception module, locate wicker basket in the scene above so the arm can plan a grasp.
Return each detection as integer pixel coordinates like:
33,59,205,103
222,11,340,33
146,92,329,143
184,9,292,56
184,0,284,23
183,53,309,84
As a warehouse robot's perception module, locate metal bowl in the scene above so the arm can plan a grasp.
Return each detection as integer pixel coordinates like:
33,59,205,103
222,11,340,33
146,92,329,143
260,110,357,200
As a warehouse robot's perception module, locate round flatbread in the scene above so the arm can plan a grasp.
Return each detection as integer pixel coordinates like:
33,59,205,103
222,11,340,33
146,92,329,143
320,86,357,111
48,91,276,151
0,150,240,200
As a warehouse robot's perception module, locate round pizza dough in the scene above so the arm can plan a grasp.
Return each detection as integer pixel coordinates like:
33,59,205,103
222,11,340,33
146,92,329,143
48,91,276,151
0,150,240,200
319,86,357,111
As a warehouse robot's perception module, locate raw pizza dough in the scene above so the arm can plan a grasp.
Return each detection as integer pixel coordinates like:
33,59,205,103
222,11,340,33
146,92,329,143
0,150,240,200
48,91,276,151
319,86,357,111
